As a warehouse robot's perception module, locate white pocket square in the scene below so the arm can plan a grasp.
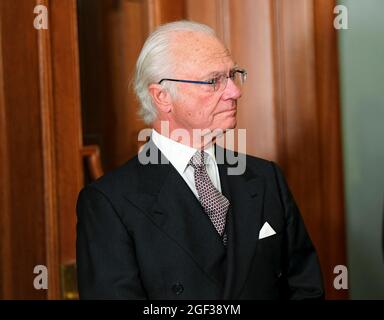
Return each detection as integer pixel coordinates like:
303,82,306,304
258,222,276,239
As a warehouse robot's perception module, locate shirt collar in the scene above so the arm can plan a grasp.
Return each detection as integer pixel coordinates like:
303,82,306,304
151,129,216,174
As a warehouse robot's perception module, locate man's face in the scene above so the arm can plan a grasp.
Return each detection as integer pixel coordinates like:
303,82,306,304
168,32,242,136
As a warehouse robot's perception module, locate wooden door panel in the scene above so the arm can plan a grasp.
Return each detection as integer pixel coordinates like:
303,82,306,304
0,0,83,299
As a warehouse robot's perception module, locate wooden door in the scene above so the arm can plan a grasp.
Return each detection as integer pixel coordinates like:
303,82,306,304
0,0,185,300
0,0,83,299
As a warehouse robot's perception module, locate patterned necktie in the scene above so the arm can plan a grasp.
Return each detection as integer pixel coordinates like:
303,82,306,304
189,150,230,240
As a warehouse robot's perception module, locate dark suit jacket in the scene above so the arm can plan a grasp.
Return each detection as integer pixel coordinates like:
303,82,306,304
76,142,324,299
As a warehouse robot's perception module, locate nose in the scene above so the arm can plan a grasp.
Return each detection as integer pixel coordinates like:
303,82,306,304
222,77,242,100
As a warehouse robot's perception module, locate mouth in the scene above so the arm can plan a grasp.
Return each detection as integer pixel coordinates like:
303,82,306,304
213,101,238,117
225,101,237,112
220,104,237,113
223,108,237,115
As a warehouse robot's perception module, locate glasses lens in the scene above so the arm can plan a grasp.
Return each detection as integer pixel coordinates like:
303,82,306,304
236,70,247,86
215,74,227,91
228,70,246,89
212,69,247,91
240,70,247,84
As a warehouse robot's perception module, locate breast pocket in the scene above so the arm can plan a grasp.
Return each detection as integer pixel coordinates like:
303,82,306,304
256,231,284,275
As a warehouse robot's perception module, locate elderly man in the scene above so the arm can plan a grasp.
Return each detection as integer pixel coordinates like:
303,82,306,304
76,20,324,299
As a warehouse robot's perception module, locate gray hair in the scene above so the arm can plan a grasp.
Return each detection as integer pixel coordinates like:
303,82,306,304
134,20,216,124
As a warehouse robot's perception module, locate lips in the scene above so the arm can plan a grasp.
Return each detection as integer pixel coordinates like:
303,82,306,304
226,101,237,112
214,102,237,115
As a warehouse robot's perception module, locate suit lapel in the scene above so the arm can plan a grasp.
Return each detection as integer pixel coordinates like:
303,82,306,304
218,156,265,299
124,141,226,289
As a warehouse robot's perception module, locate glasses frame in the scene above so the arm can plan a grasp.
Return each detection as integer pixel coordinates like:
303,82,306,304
158,68,247,92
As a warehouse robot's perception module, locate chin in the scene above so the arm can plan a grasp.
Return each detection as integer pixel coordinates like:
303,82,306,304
208,116,237,135
224,117,237,130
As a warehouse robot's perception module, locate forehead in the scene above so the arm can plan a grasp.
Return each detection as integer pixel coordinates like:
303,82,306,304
169,31,234,77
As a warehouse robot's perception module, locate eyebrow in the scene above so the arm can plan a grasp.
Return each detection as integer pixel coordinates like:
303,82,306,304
202,64,239,79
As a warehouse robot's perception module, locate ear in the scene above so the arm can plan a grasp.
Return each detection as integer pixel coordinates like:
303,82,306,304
148,84,172,113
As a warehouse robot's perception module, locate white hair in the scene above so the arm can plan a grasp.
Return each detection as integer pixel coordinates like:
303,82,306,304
134,20,216,124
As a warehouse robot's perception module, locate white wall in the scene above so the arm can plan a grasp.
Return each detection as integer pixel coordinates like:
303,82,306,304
338,0,384,299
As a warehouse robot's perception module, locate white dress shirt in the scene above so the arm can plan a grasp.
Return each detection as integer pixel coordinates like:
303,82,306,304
151,129,222,199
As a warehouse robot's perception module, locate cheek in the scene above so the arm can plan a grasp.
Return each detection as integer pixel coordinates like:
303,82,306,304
204,96,224,119
198,93,219,111
185,98,211,120
174,92,222,126
174,100,206,126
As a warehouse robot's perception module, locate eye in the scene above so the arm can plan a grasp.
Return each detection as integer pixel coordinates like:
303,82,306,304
229,70,237,80
206,77,220,90
207,77,219,85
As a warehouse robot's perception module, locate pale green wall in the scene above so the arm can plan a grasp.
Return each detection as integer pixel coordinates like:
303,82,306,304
338,0,384,299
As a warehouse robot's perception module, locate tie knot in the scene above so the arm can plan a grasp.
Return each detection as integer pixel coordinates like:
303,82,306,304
189,150,208,169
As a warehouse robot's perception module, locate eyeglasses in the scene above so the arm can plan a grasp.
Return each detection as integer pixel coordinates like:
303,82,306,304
158,68,247,92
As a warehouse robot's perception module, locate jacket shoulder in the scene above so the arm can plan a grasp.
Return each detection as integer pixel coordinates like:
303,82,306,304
222,147,277,177
85,155,141,198
245,154,274,173
244,154,286,189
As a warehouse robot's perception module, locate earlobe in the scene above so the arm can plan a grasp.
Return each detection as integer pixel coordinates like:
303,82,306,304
148,84,172,113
